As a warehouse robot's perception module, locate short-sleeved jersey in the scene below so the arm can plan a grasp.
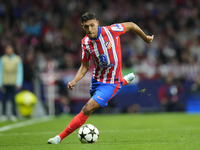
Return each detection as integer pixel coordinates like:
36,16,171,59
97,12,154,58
81,23,125,84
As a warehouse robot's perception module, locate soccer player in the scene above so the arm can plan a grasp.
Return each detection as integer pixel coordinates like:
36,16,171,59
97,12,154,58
48,12,154,144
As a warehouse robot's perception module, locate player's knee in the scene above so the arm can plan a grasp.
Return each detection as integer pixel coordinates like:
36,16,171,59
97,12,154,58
81,105,93,116
81,99,100,116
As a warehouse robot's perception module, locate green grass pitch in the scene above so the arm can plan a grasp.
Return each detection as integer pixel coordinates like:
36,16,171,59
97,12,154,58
0,113,200,150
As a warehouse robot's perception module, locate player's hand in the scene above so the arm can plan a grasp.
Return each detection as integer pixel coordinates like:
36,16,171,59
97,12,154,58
145,35,154,43
68,81,76,91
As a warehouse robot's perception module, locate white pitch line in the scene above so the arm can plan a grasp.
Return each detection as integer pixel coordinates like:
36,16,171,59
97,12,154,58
0,131,58,136
0,116,54,132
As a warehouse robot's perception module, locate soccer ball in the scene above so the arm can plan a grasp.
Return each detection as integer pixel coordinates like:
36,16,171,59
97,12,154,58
78,124,99,143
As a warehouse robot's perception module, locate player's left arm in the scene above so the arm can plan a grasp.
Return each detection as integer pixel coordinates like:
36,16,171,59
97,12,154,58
122,22,154,43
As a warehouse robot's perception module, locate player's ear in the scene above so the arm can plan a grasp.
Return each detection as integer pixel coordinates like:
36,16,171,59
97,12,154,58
81,23,84,29
96,20,99,26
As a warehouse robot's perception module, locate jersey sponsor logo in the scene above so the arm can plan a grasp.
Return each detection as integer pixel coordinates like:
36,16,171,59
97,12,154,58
105,40,112,49
97,96,104,100
98,54,114,68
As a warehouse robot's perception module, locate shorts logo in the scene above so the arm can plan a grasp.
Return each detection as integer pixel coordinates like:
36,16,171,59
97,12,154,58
105,41,112,49
97,96,104,100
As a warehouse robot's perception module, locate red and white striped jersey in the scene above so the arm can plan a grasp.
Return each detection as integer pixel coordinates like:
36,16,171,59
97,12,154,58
81,23,125,84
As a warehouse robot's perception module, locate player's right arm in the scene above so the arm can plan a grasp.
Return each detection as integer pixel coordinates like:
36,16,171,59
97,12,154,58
68,61,90,91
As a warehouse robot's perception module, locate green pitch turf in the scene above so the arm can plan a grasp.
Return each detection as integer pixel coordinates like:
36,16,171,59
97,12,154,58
0,113,200,150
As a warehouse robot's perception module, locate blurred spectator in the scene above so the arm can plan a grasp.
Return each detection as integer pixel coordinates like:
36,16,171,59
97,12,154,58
189,75,200,96
23,50,36,90
0,44,23,122
59,53,77,70
23,16,42,37
158,73,184,112
55,79,71,115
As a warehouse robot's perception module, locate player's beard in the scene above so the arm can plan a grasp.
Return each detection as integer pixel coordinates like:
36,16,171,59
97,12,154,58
87,31,97,39
87,32,93,38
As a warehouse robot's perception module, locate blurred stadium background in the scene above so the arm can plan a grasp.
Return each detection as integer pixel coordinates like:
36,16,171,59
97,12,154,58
0,0,200,118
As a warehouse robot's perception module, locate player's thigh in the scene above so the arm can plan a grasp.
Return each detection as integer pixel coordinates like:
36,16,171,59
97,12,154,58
81,98,100,116
92,83,122,107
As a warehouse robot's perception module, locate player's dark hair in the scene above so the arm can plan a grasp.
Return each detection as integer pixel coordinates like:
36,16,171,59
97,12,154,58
81,12,97,23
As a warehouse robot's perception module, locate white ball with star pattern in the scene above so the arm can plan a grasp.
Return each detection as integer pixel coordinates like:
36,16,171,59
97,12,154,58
78,124,99,143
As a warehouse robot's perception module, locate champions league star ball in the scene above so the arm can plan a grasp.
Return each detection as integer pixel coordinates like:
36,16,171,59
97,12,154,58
78,124,99,143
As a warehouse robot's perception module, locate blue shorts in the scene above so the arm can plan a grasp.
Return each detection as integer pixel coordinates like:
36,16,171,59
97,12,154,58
90,78,122,107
